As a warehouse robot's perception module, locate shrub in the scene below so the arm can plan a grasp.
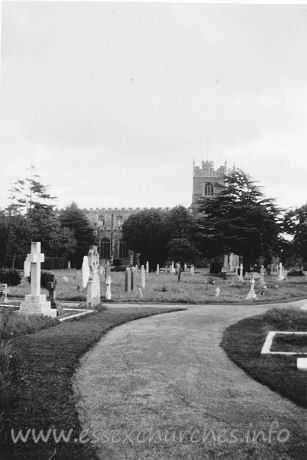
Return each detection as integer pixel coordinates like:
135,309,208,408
113,258,122,267
209,257,223,275
27,272,55,289
288,270,305,277
42,257,67,270
0,269,21,287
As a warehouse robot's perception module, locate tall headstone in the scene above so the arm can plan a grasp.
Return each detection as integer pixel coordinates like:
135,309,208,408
170,261,175,274
82,256,90,288
278,262,284,281
238,263,244,282
131,267,137,291
146,261,149,274
125,267,131,293
190,265,195,275
156,264,160,275
0,284,8,304
105,260,112,300
86,246,101,307
20,242,57,318
141,265,146,289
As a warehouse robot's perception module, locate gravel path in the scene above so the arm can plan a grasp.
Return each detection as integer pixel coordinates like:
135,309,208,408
74,303,307,459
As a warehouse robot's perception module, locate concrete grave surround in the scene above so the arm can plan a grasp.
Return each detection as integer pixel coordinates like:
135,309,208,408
261,331,307,356
20,242,57,318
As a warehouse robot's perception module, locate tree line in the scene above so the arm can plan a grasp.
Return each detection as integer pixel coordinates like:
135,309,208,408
0,169,306,271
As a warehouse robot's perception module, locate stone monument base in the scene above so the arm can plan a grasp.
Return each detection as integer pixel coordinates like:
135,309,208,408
20,294,57,318
86,279,101,307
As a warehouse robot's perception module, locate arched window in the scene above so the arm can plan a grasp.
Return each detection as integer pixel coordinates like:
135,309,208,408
203,183,214,196
116,216,123,228
98,215,105,228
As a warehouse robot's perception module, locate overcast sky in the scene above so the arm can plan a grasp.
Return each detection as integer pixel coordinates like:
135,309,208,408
1,1,307,211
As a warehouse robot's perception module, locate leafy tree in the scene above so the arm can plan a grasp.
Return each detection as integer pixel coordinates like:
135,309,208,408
122,209,169,267
59,203,96,268
284,204,307,263
165,206,195,240
195,169,283,272
167,238,200,268
8,173,56,215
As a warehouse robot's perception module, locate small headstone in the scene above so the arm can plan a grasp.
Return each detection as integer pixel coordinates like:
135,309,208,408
170,261,175,274
24,257,31,277
215,287,220,297
190,265,195,275
62,276,69,283
146,261,149,273
156,264,159,275
184,263,187,271
138,287,143,299
67,261,71,269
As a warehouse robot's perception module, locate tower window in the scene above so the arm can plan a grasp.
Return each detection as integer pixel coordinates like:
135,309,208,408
203,183,214,196
116,216,123,228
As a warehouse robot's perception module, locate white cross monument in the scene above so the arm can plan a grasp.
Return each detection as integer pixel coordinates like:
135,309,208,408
20,242,57,318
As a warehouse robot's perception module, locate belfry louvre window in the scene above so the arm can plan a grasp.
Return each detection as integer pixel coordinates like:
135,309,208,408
203,182,213,196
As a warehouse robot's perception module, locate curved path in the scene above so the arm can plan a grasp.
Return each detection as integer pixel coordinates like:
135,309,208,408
74,303,306,459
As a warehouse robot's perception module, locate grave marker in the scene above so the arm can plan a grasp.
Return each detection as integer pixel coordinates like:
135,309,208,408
141,265,146,289
86,246,101,307
20,242,56,317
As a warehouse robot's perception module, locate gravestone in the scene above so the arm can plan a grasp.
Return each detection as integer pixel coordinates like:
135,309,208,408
156,264,159,275
170,261,175,274
82,256,90,288
278,262,284,281
246,276,257,300
238,263,244,282
86,246,101,308
20,242,57,318
0,284,8,304
105,260,112,300
146,261,149,274
190,265,195,275
215,287,220,297
125,267,131,293
141,265,146,289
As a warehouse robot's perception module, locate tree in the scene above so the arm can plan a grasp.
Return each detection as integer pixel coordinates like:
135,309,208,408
59,203,96,268
165,206,195,240
167,238,200,268
195,169,283,271
284,204,307,264
122,209,169,267
8,173,56,215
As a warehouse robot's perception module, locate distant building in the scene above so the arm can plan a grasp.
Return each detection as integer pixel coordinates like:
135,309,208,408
191,160,227,213
84,160,228,262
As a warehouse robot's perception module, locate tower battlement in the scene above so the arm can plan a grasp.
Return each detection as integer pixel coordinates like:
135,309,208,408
192,160,227,212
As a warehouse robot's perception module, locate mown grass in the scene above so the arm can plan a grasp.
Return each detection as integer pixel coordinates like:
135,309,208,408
8,268,307,304
220,308,307,409
0,306,185,460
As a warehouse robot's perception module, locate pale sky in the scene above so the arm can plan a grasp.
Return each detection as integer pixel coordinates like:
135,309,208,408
1,1,307,211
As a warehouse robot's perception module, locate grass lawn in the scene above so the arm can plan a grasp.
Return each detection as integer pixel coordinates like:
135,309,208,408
0,305,185,460
8,268,307,304
220,308,307,409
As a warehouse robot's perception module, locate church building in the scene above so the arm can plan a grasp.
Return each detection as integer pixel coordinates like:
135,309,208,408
84,160,227,262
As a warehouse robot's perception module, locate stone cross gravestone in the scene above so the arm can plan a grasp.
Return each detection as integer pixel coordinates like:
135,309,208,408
246,276,257,300
86,246,101,307
20,242,57,318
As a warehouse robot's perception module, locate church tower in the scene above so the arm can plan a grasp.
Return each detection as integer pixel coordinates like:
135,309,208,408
191,160,227,213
